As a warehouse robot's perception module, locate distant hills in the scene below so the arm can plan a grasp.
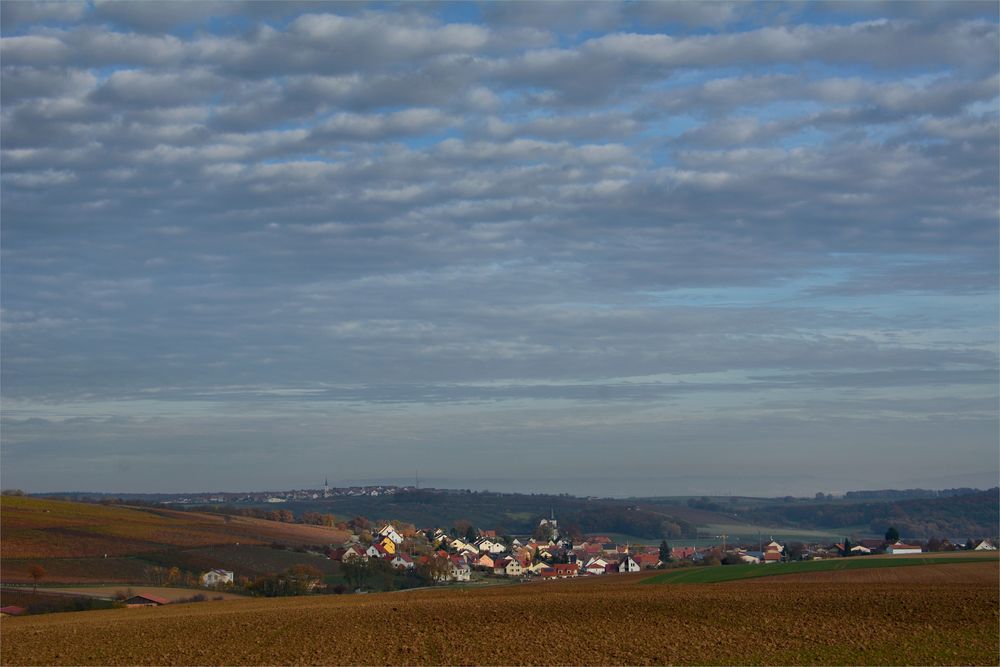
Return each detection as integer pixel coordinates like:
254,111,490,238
741,489,999,539
19,485,998,542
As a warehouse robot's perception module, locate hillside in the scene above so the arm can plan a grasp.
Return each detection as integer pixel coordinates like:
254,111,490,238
1,496,347,585
2,496,348,559
740,489,999,539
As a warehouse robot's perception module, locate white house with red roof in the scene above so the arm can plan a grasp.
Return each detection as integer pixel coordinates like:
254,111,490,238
391,553,415,569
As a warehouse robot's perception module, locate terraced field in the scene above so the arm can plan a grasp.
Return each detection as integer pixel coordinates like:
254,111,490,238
2,566,997,666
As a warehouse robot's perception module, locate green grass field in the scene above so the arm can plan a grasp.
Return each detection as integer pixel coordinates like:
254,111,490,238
643,555,998,584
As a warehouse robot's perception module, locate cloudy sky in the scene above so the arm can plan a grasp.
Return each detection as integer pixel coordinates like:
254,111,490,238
2,1,997,497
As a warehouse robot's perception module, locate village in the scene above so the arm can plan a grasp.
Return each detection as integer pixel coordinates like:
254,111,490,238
316,514,999,586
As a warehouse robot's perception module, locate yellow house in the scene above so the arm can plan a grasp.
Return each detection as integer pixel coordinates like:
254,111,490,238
380,536,397,554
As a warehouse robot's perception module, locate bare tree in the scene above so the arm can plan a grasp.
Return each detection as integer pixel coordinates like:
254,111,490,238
28,565,45,594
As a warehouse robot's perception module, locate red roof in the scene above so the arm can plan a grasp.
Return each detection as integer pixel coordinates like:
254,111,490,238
126,594,170,605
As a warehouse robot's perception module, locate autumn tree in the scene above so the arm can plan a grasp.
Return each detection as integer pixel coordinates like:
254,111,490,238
416,553,452,584
452,519,472,539
28,565,45,594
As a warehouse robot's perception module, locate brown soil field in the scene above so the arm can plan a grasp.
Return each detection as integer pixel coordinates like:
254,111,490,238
738,560,999,585
20,586,250,602
2,572,996,666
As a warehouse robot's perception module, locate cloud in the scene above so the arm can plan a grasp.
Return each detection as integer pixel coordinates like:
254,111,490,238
1,2,996,494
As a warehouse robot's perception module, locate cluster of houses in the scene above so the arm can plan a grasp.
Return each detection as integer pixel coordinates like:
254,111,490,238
324,515,1000,584
326,520,675,582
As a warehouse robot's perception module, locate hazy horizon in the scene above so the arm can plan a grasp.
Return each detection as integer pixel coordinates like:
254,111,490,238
2,1,998,496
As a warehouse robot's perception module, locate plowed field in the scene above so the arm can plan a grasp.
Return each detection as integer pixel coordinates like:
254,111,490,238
737,560,998,584
2,570,997,666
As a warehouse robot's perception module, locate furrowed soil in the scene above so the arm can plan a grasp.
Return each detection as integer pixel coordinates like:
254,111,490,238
2,572,997,666
3,586,250,602
736,560,998,584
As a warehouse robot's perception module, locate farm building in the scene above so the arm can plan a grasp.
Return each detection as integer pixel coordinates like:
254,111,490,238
124,594,170,607
973,540,996,551
885,542,922,555
201,569,234,586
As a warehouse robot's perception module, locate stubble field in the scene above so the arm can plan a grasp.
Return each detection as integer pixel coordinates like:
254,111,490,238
2,564,997,666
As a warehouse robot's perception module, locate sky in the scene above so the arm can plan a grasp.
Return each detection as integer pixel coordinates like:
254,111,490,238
1,1,998,498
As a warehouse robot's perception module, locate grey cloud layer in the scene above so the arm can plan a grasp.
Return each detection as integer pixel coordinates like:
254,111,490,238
1,2,997,494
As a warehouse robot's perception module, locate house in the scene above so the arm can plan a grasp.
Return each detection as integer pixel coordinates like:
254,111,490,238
524,561,549,575
477,539,506,554
739,552,761,564
886,542,922,555
550,563,578,578
379,536,397,555
633,553,661,569
503,559,523,577
480,529,497,539
671,546,697,560
452,561,471,582
584,557,610,575
859,539,885,552
124,594,170,607
850,545,872,555
342,544,365,560
450,538,472,552
974,540,997,551
618,556,641,573
476,553,496,569
493,558,523,577
391,553,415,569
200,569,234,586
366,544,391,559
378,524,404,544
763,550,782,564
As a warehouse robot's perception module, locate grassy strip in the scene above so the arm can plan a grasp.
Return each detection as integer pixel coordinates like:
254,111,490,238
642,556,997,584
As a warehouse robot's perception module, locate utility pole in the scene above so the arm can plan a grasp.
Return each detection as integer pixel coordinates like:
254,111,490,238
717,533,728,552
